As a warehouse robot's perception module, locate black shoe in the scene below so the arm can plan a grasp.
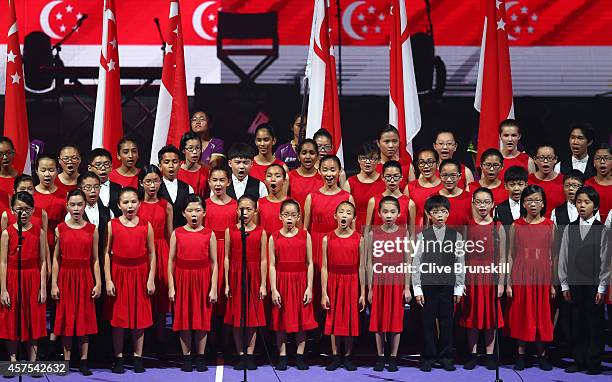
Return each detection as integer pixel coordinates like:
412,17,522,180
537,355,552,371
420,359,433,372
295,354,309,370
440,358,456,371
373,356,385,372
246,354,257,370
181,355,193,372
586,366,602,375
386,356,398,372
514,355,526,371
276,356,288,371
112,357,125,374
485,354,497,370
133,356,145,373
464,353,478,370
233,355,246,370
325,355,342,371
79,360,93,376
46,340,58,361
343,356,357,371
195,354,208,372
564,364,584,373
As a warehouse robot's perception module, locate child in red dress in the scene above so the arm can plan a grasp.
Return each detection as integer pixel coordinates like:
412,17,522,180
1,175,47,232
321,201,365,371
104,187,156,373
51,189,101,375
459,188,505,370
433,131,475,189
586,143,611,224
467,149,508,205
258,164,288,234
55,145,81,196
497,119,535,178
178,132,210,197
168,194,218,372
251,124,288,182
438,158,472,227
375,125,416,186
505,185,555,371
528,144,564,217
0,192,47,362
0,136,18,194
109,137,140,188
269,199,317,371
137,165,173,355
368,196,411,372
344,142,385,233
287,139,323,212
224,195,268,371
408,148,443,231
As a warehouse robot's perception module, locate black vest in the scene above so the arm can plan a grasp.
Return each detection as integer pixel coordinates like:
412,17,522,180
553,203,571,226
495,200,515,229
559,156,596,178
421,227,458,286
227,176,261,201
567,219,604,285
158,179,191,229
108,181,122,218
82,201,112,259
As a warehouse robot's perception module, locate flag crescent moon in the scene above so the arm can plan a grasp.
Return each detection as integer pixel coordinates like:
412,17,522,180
192,1,216,41
342,1,366,41
40,0,63,40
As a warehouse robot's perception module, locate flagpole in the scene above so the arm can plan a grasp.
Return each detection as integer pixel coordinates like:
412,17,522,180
335,0,342,98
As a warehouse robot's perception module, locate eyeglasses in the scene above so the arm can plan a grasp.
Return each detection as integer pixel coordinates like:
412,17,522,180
142,179,161,186
13,207,33,215
91,161,111,169
280,213,299,219
481,163,502,170
184,146,202,153
440,173,460,180
535,155,556,162
563,183,582,190
524,199,543,205
418,159,437,168
318,145,332,152
435,141,457,148
383,174,402,182
357,156,379,163
0,150,15,158
80,185,101,192
191,117,207,122
60,156,81,163
429,209,449,215
594,155,612,162
473,200,492,207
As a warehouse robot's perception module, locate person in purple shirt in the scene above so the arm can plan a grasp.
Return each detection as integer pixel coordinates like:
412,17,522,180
274,114,304,170
191,110,225,167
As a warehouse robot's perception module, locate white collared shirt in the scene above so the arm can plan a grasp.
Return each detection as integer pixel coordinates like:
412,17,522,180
231,174,268,199
554,154,589,173
100,180,110,207
606,213,611,228
551,202,600,226
64,203,114,227
163,178,194,203
509,198,521,220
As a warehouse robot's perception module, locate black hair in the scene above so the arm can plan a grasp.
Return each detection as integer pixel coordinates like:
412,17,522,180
562,169,585,186
319,154,342,170
297,138,318,154
0,136,15,149
503,165,528,183
382,160,402,174
434,130,456,141
520,185,547,217
209,165,231,180
313,128,332,142
88,148,112,164
593,142,611,156
498,119,521,134
425,194,450,213
335,200,356,214
227,142,256,160
574,185,600,211
118,186,139,201
568,122,595,143
480,148,504,165
378,195,400,212
416,147,439,162
254,123,277,139
11,191,34,209
439,158,461,173
116,136,138,154
157,144,181,163
179,131,202,153
532,143,557,158
358,141,380,157
35,153,57,169
138,165,162,199
58,144,81,157
280,199,301,214
238,194,258,208
190,110,213,128
13,174,34,191
472,187,494,202
182,193,205,212
77,171,101,187
265,163,286,178
66,189,87,202
379,125,400,139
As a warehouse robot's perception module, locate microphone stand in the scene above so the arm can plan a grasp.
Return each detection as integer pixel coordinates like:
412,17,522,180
52,16,88,68
239,208,249,382
154,18,166,64
16,211,24,382
492,209,503,382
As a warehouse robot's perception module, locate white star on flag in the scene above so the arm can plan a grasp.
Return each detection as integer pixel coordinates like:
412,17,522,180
56,12,63,20
165,44,173,54
66,5,73,13
208,14,215,21
514,26,521,33
496,0,501,9
11,72,21,84
109,38,117,49
173,27,179,35
368,5,375,14
212,26,218,33
374,25,381,33
107,59,116,71
527,26,534,33
521,6,528,14
6,50,17,63
378,13,385,21
60,25,66,32
361,25,368,33
510,14,517,21
77,13,83,19
531,14,538,21
357,13,364,21
497,18,506,30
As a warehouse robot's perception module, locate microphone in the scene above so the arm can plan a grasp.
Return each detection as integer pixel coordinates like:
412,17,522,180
16,210,24,232
154,17,160,27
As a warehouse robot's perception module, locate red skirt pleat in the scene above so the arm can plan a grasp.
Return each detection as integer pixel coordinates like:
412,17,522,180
369,273,404,333
213,239,226,316
270,271,317,333
224,262,266,327
54,268,98,336
172,266,212,331
324,273,359,337
459,270,504,329
504,284,553,342
108,263,152,329
0,269,47,341
152,238,170,314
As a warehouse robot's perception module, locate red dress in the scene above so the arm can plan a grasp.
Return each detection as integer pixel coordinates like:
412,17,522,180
178,166,209,197
347,174,386,232
204,197,237,315
408,180,443,231
172,227,214,331
288,170,323,211
0,190,10,214
250,158,286,182
527,173,564,218
369,227,405,333
270,230,317,333
324,231,361,336
499,152,530,180
224,225,266,327
34,189,66,251
108,218,152,329
504,218,554,342
585,178,611,224
138,199,170,314
0,176,16,195
459,220,504,329
53,222,98,336
109,169,139,188
467,181,508,205
53,177,77,197
371,194,410,226
258,197,285,235
0,224,46,341
440,191,472,227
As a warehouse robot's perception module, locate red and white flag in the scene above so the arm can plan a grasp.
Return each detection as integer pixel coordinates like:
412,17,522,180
150,0,190,164
389,0,421,159
92,0,123,164
474,0,514,158
4,0,31,174
305,0,343,164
